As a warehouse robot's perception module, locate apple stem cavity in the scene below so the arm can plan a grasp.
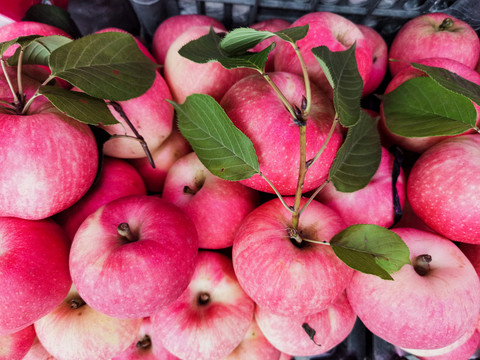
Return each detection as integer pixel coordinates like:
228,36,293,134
183,185,197,195
439,18,454,31
414,254,432,276
70,297,87,309
136,335,152,350
117,222,136,243
197,292,210,306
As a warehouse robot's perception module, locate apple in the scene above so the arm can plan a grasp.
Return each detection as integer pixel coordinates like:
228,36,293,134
162,152,259,249
273,11,372,98
316,147,406,228
255,292,356,357
0,324,35,360
388,13,480,77
380,57,480,153
0,217,71,335
233,196,352,317
220,71,342,195
69,194,198,319
164,25,251,103
22,337,56,360
459,243,480,279
347,227,480,350
34,284,142,360
150,251,255,360
407,134,480,244
54,156,147,243
128,128,191,194
151,14,225,66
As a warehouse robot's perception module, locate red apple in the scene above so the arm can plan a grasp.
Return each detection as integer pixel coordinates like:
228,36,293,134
162,152,259,249
34,284,142,360
220,71,342,195
150,251,255,360
459,243,480,279
69,195,198,319
0,324,35,360
388,13,480,77
407,134,480,244
347,228,480,350
255,292,356,357
0,217,71,335
233,197,352,317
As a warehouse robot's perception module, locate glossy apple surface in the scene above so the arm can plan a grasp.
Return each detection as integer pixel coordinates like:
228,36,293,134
21,337,56,360
0,325,35,360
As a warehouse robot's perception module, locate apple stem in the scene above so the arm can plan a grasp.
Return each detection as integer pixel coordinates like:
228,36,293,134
299,179,330,216
307,115,339,170
414,254,432,276
259,173,293,214
0,58,20,106
70,297,86,309
21,75,55,115
197,292,210,306
117,222,136,242
16,49,24,105
292,124,307,230
136,335,152,350
292,42,311,117
439,18,454,31
262,73,297,119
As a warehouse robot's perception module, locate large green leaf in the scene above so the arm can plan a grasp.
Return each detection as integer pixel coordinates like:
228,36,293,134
411,63,480,106
39,86,118,126
329,111,381,192
383,76,477,137
170,94,259,181
330,224,411,280
23,4,82,39
7,35,72,66
48,32,158,101
311,44,363,127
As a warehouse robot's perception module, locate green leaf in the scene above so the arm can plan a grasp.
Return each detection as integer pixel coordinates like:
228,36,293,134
330,224,411,280
7,35,72,66
311,44,363,127
329,111,381,192
0,35,44,59
0,38,19,59
170,94,259,181
411,63,480,106
38,86,118,126
274,25,309,43
48,32,158,101
383,76,477,137
23,4,82,39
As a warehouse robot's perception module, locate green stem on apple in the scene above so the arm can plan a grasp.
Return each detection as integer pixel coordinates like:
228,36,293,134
299,179,330,216
291,124,307,230
259,173,294,214
262,73,296,119
21,74,55,114
438,18,454,31
0,58,19,106
301,237,331,246
291,42,311,118
307,114,339,170
17,49,25,105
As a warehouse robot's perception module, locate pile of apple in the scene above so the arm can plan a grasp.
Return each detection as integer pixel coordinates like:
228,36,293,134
1,6,480,360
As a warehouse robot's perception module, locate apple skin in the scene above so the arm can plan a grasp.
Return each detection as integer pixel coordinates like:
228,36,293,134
346,227,480,350
0,324,36,360
255,292,356,357
21,336,56,360
34,284,142,360
380,57,480,153
152,14,225,66
162,152,259,249
316,147,406,228
164,25,251,103
220,71,342,195
273,12,372,97
407,134,480,244
0,217,71,336
69,194,198,319
150,251,255,360
128,128,191,194
233,196,352,317
459,243,480,279
388,13,480,77
54,156,147,243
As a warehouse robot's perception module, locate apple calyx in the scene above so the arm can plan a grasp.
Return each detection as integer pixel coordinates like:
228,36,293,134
70,297,87,309
136,335,152,350
413,254,432,276
197,292,210,306
183,185,198,195
438,18,454,31
117,223,137,243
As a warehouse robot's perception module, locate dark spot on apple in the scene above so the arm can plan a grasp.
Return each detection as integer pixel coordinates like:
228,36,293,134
197,292,210,306
372,56,378,64
136,335,152,351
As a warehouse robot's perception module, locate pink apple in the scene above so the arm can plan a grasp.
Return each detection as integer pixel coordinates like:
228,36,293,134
54,156,147,243
273,12,372,97
388,13,480,77
34,284,142,360
316,147,406,228
22,337,56,360
164,25,251,103
0,324,35,360
380,57,480,153
220,71,342,195
150,251,255,360
407,134,480,244
152,14,225,65
0,217,71,335
357,24,387,95
233,196,352,317
347,228,480,350
393,199,434,233
69,194,198,319
255,292,356,357
128,128,191,194
162,152,259,249
459,243,480,279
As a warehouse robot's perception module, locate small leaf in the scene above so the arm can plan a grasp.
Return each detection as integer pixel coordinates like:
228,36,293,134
39,86,118,126
23,4,82,39
329,111,381,193
49,32,158,101
170,94,259,181
274,25,309,44
411,63,480,106
383,76,477,137
0,39,19,58
330,224,411,280
311,44,363,127
7,35,72,66
302,323,322,347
